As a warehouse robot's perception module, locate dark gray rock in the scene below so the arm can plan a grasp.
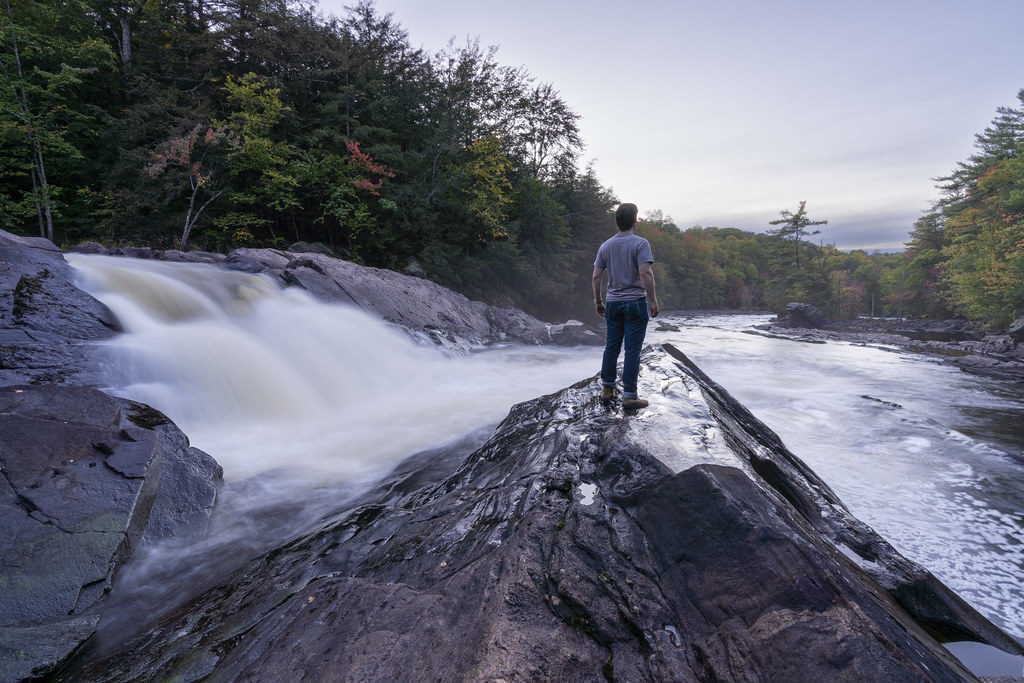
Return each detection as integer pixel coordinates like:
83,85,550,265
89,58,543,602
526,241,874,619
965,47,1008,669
287,241,337,257
763,317,1024,382
154,249,226,264
1008,316,1024,343
780,302,828,329
66,242,106,255
222,248,601,350
892,318,985,342
67,242,226,265
60,242,600,349
57,344,1020,682
0,384,221,682
0,230,119,386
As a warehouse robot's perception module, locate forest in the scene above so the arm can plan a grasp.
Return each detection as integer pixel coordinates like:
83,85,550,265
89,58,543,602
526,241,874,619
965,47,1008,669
2,0,1022,327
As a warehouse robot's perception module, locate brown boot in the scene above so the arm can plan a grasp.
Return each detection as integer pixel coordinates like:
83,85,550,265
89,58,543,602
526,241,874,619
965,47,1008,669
600,385,615,401
622,397,649,410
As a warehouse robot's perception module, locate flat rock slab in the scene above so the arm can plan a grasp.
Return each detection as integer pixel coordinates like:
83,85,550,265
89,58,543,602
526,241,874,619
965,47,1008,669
0,385,221,682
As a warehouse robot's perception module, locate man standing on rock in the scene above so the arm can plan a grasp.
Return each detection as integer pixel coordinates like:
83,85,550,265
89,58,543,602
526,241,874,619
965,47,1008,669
592,203,659,409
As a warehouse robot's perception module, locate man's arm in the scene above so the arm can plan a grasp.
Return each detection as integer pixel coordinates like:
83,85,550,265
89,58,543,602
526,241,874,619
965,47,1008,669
591,266,605,317
639,262,659,317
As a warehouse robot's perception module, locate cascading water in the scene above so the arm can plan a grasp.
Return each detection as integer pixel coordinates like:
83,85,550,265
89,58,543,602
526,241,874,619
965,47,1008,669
68,254,597,486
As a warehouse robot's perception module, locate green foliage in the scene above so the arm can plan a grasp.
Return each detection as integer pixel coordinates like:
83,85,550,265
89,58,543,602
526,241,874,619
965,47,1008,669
0,0,113,239
904,89,1024,327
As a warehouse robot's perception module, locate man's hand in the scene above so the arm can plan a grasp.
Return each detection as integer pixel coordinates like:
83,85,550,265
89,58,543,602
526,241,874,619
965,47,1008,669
639,262,658,318
592,265,605,317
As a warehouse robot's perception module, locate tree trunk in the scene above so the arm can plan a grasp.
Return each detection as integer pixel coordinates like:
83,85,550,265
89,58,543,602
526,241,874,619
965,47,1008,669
4,0,53,240
118,14,132,75
35,152,55,242
29,167,44,238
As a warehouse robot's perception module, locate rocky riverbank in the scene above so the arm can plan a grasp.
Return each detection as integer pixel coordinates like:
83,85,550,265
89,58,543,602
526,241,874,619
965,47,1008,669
3,229,1024,681
756,303,1024,382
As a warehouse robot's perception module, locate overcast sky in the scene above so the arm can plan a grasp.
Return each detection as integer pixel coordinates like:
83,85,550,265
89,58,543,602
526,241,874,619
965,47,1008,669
316,0,1024,251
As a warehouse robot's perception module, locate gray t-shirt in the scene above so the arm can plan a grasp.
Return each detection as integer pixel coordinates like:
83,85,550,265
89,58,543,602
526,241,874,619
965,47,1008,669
594,232,654,302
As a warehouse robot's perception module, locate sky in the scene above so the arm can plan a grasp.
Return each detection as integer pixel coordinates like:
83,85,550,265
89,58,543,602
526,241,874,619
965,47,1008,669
316,0,1024,251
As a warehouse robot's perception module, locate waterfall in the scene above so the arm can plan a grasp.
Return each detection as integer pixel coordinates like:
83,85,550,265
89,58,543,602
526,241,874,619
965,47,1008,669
67,254,597,486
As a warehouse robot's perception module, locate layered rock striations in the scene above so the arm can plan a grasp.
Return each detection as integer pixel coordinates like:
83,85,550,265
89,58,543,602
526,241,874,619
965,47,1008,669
761,305,1024,382
58,345,1022,682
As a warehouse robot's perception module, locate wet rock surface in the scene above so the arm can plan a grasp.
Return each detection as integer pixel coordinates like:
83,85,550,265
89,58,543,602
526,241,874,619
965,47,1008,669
55,344,1022,682
6,230,1023,680
0,385,222,682
2,230,224,680
0,231,118,387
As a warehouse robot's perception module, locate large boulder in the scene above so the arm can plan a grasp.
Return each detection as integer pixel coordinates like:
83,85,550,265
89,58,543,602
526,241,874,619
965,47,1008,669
0,230,118,386
779,302,828,329
0,384,222,682
63,242,603,349
55,345,1021,682
222,248,601,349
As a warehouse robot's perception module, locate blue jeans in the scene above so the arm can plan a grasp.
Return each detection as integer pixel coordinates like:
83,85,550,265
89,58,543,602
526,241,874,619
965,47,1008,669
601,298,649,398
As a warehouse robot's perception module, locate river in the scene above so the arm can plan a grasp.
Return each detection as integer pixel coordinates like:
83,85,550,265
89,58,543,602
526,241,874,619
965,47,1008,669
67,254,1024,668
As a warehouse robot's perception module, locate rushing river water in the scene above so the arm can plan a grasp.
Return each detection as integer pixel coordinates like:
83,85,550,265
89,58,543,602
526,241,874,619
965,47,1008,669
67,254,1024,665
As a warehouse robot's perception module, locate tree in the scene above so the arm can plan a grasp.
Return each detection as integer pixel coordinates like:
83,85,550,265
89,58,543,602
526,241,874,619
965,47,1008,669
90,0,148,80
291,138,396,257
144,124,233,249
642,209,677,232
505,82,582,181
912,88,1024,326
214,72,297,245
768,200,827,269
0,0,111,240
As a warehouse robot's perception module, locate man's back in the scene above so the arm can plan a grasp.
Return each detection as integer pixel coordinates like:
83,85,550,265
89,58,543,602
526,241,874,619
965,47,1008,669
595,232,653,302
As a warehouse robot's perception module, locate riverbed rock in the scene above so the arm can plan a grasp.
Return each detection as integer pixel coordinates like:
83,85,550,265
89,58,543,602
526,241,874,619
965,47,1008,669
55,344,1022,682
894,318,986,342
67,242,226,265
221,247,601,349
1008,316,1024,343
754,314,1024,382
0,384,222,682
0,230,118,387
779,302,828,329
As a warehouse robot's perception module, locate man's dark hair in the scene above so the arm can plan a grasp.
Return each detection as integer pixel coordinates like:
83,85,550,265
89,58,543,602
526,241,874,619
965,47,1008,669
615,203,638,230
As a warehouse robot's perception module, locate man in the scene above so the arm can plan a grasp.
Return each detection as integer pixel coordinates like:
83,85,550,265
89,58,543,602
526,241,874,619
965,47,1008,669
592,203,659,409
